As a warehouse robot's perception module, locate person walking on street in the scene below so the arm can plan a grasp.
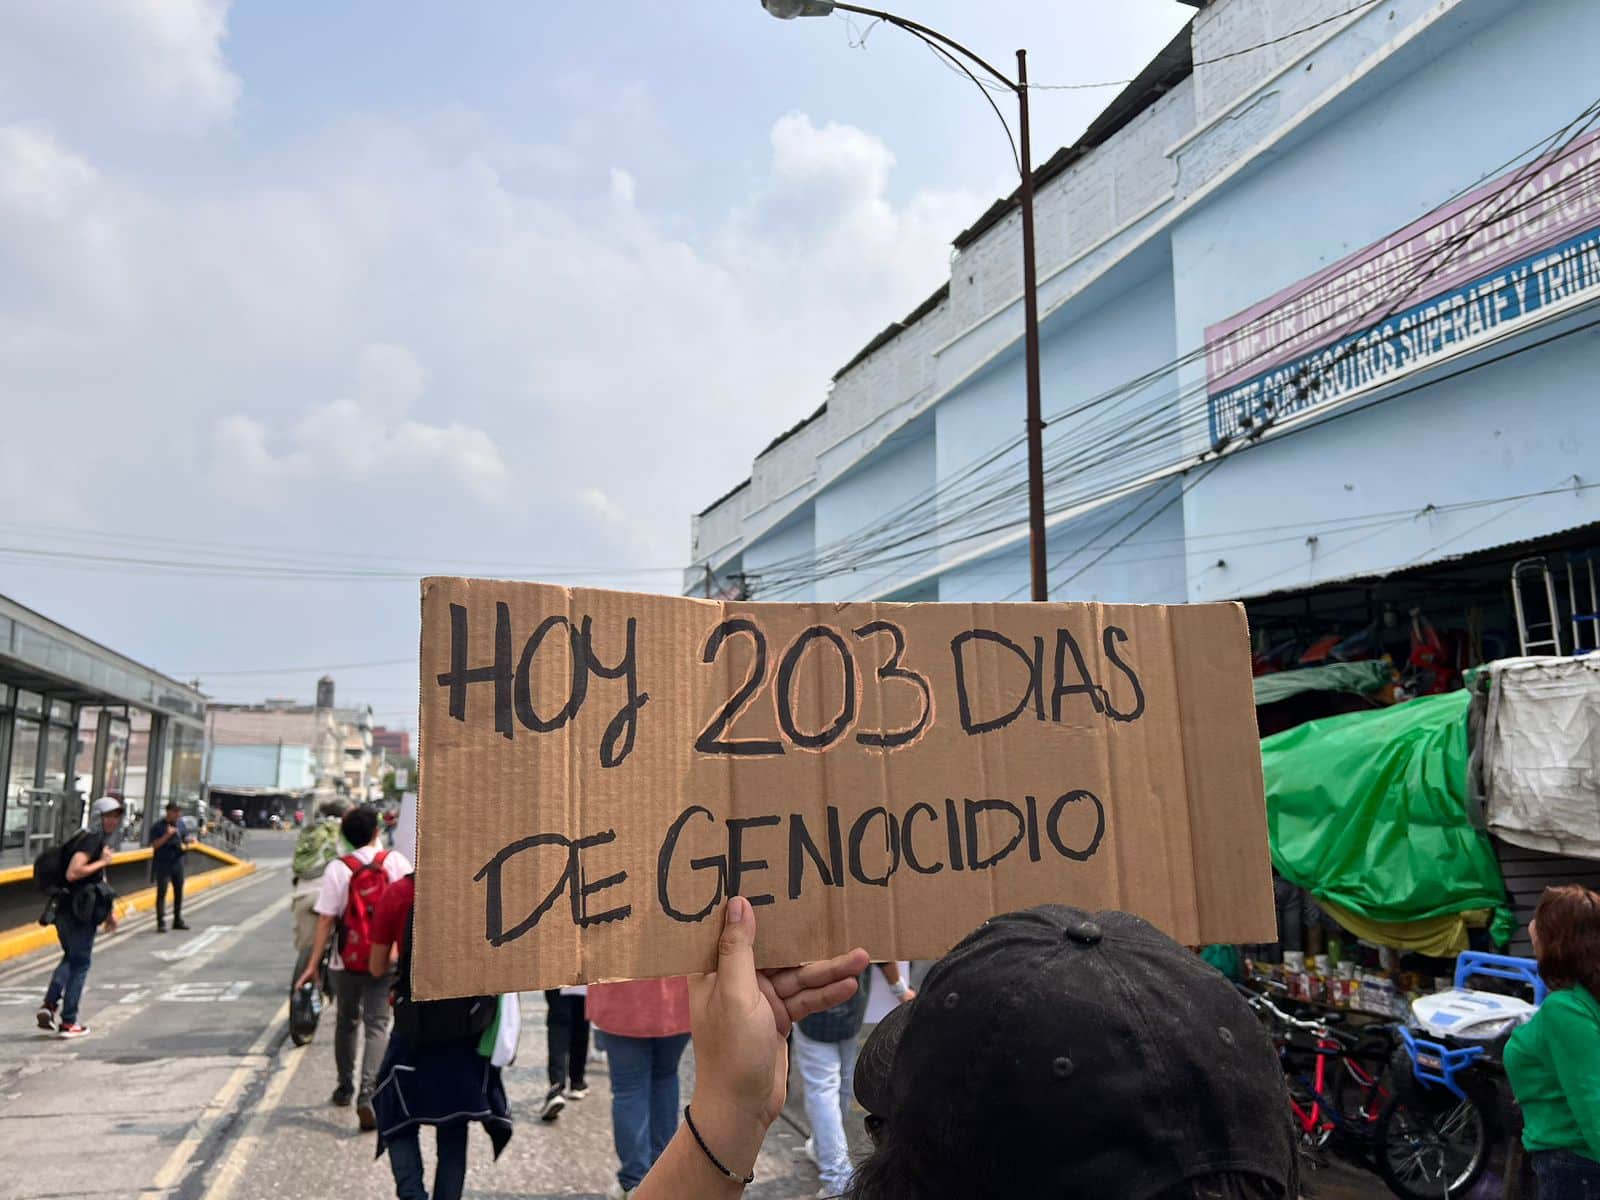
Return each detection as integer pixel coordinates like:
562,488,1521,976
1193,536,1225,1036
291,798,349,955
294,805,410,1130
793,964,913,1198
541,986,591,1121
1505,885,1600,1197
586,976,692,1199
36,797,124,1039
369,872,512,1200
148,801,193,933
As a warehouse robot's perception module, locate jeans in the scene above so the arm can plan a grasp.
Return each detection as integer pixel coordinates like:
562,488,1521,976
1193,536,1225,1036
544,990,589,1089
44,915,96,1025
332,968,393,1099
154,863,184,925
386,1123,469,1200
1534,1150,1600,1199
792,1025,858,1194
606,1032,689,1189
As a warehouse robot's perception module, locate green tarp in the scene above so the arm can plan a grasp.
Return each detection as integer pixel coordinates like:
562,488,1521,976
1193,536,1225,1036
1263,690,1515,946
1253,660,1391,707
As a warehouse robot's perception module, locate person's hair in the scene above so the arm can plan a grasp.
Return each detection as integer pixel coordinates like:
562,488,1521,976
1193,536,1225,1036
1533,885,1600,999
340,805,380,849
844,1127,1291,1200
165,801,181,812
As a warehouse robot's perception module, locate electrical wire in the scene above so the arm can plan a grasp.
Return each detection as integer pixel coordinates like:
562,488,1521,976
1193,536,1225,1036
743,101,1600,595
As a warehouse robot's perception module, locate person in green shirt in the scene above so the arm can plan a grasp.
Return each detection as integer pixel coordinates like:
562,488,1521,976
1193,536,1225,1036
1504,885,1600,1198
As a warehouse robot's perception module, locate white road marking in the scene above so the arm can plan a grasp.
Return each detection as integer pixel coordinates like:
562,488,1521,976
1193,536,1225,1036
137,1000,288,1199
152,925,235,962
160,980,254,1003
199,1038,312,1200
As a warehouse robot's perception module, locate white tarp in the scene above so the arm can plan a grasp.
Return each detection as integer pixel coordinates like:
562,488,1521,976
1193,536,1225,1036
1483,655,1600,860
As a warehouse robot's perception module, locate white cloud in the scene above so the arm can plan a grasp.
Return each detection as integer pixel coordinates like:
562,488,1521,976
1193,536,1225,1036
0,0,240,136
0,91,982,584
213,344,509,505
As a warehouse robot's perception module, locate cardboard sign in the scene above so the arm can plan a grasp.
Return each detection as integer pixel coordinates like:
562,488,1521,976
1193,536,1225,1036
413,579,1275,998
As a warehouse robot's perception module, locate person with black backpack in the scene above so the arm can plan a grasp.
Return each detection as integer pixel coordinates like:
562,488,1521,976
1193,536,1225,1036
368,871,512,1200
294,805,411,1130
34,797,124,1038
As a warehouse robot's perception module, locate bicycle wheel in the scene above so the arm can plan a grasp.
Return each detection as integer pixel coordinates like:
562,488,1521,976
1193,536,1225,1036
1375,1087,1490,1200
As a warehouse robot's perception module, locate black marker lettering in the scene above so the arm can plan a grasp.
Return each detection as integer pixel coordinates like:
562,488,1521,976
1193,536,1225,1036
474,832,577,946
963,798,1026,870
727,814,781,908
847,807,900,886
902,801,944,874
1046,790,1107,861
1024,794,1042,862
852,620,932,748
776,626,857,750
514,615,588,733
951,629,1042,734
788,807,843,899
572,830,631,926
657,806,724,923
1052,629,1106,719
943,796,965,871
437,601,515,739
1102,626,1146,722
583,615,650,767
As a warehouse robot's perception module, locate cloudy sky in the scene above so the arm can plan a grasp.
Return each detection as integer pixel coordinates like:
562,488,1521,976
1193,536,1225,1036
0,0,1190,732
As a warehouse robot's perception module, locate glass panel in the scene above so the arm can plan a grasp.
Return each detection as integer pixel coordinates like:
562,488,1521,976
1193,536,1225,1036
13,625,51,669
121,710,153,842
15,690,41,717
104,719,130,798
4,718,40,854
49,699,72,725
165,723,204,821
0,683,8,708
0,614,10,652
42,724,69,795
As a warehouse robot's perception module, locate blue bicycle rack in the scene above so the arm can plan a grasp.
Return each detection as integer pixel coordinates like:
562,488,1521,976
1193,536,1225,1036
1397,1027,1486,1102
1453,952,1547,1005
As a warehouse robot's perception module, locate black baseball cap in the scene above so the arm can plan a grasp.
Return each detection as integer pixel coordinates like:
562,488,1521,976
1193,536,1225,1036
854,906,1293,1200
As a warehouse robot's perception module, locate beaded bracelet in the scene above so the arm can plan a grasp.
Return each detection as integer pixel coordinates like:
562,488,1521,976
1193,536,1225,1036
683,1104,756,1186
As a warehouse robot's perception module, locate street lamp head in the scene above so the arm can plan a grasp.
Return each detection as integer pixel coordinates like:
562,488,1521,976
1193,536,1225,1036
760,0,835,18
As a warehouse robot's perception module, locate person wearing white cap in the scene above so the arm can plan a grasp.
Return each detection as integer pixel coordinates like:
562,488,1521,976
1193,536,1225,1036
36,797,124,1038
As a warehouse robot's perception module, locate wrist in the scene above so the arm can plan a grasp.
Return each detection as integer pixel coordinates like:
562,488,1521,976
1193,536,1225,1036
890,978,910,998
685,1093,768,1180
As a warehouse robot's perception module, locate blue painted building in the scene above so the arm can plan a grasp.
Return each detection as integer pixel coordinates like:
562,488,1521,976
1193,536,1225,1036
689,0,1600,670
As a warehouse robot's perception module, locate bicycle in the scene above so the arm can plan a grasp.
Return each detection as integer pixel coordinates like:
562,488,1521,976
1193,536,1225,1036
1242,987,1394,1165
1373,952,1544,1200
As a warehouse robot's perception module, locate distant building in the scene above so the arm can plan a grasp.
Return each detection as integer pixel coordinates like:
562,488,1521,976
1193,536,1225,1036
371,726,411,759
207,678,377,823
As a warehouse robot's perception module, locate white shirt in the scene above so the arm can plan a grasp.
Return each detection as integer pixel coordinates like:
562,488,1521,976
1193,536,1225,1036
314,843,412,970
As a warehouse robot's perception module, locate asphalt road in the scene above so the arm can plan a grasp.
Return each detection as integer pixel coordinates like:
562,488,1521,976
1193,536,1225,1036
0,829,1404,1199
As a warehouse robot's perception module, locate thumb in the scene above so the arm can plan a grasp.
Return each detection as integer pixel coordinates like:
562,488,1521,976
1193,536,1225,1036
715,895,758,997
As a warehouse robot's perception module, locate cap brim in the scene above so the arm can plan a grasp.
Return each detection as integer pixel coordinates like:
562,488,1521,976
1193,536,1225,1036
853,995,912,1118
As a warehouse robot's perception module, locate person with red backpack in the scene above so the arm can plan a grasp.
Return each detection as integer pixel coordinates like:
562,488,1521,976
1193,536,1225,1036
295,805,411,1130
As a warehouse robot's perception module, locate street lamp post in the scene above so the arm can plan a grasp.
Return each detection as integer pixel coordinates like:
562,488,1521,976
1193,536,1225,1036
761,0,1050,601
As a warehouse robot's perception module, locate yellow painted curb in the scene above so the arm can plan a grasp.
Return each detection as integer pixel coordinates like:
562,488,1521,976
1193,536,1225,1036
0,859,257,965
0,840,242,887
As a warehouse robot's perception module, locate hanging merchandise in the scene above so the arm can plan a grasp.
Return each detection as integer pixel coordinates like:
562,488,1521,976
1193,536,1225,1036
1264,690,1515,951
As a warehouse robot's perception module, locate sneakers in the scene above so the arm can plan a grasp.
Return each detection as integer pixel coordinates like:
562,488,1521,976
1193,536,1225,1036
566,1082,590,1100
156,922,167,933
605,1183,632,1200
173,920,190,931
35,1005,56,1032
539,1085,566,1122
330,1086,354,1107
57,1022,90,1039
356,1095,377,1131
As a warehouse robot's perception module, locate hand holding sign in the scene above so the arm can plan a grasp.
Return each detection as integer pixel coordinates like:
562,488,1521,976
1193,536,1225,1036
412,579,1274,999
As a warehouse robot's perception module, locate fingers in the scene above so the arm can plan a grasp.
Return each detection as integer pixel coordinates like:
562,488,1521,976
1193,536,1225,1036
765,948,870,1000
714,896,758,997
756,973,791,1038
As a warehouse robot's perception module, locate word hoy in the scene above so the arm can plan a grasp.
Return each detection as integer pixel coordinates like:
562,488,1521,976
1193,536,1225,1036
436,605,1146,767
